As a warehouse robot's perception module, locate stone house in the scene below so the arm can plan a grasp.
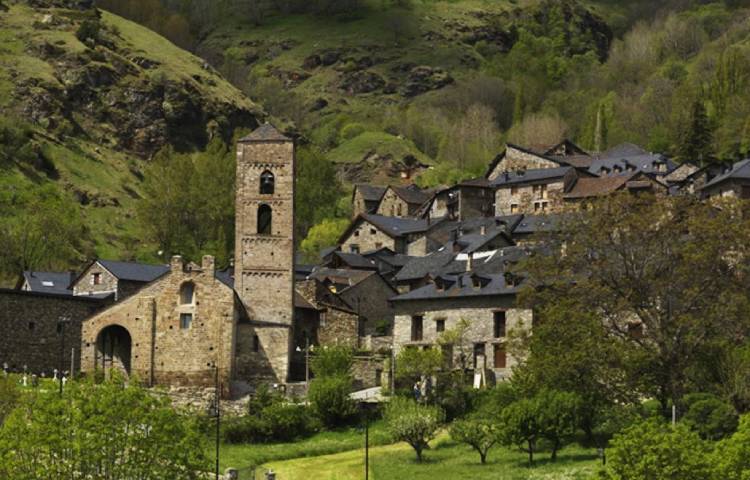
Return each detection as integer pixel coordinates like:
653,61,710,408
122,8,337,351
71,260,169,300
492,167,583,215
698,159,750,199
375,185,432,218
352,184,386,218
420,179,495,221
391,272,532,382
338,213,446,255
308,267,398,337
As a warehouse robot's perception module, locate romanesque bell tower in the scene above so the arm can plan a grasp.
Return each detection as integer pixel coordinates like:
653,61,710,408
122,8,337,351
235,124,295,383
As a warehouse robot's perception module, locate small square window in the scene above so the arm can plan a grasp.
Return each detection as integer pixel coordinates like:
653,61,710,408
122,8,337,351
28,321,35,331
370,228,376,235
510,204,519,214
436,319,446,333
350,244,360,254
179,313,193,330
510,186,518,195
354,230,360,237
253,334,260,352
92,272,101,285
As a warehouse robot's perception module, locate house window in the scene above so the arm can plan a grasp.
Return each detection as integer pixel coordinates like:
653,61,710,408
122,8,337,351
534,202,540,212
494,344,507,369
28,321,35,331
350,244,360,254
411,315,423,341
179,313,193,330
180,282,195,305
510,204,518,214
260,170,275,194
375,242,383,249
354,230,360,237
92,272,101,285
257,204,272,235
397,204,403,216
370,228,376,235
435,318,445,333
493,311,506,338
510,186,518,195
253,334,260,352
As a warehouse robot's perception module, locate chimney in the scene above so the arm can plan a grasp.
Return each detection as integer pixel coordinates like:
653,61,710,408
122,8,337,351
170,255,184,272
480,225,487,236
466,253,474,272
202,255,215,275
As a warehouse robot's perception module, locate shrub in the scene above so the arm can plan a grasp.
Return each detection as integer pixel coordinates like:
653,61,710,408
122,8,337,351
222,415,268,444
339,123,366,141
681,393,739,440
260,403,319,442
75,19,101,44
385,397,444,462
308,375,357,428
600,420,711,480
248,383,283,415
311,345,354,378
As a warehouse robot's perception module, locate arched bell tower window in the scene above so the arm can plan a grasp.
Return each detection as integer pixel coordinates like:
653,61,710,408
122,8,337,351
180,282,195,305
260,170,275,195
258,204,272,235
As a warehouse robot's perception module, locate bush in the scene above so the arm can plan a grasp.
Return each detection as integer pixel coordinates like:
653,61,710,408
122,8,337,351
223,403,318,444
600,420,711,480
385,397,444,462
308,375,357,428
681,393,739,440
311,346,354,378
75,19,101,44
339,123,366,142
248,383,283,415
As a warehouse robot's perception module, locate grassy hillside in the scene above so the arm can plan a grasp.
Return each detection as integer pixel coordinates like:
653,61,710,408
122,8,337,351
0,0,262,278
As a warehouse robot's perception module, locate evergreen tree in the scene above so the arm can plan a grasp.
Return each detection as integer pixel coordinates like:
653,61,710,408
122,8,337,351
594,102,608,153
677,99,715,165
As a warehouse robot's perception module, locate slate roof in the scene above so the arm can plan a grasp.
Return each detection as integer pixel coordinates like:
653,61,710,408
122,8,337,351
97,260,169,283
20,271,75,296
215,268,235,288
340,214,445,243
587,153,674,177
510,215,561,236
330,251,378,270
355,184,387,202
601,143,649,158
392,272,522,301
391,185,432,205
490,167,573,187
308,268,375,288
239,123,290,142
701,159,750,190
564,175,635,199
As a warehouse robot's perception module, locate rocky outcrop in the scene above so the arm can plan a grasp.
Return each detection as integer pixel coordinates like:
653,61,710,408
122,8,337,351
340,70,385,95
400,65,453,97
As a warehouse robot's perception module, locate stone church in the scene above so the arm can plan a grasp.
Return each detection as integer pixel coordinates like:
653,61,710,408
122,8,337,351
78,124,296,394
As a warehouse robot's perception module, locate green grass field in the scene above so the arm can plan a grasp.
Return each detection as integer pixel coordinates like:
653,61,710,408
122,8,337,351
254,432,601,480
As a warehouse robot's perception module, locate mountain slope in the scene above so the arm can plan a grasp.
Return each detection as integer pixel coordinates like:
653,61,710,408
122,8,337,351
0,1,262,268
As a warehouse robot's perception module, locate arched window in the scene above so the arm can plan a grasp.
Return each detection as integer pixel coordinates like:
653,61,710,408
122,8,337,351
258,204,272,235
260,170,275,195
180,282,195,305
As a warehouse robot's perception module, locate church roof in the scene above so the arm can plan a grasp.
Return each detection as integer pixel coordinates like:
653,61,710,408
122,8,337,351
239,123,290,142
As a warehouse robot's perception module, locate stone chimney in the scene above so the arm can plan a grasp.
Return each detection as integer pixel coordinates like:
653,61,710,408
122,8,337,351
202,255,215,275
480,225,487,235
466,252,474,272
170,255,184,272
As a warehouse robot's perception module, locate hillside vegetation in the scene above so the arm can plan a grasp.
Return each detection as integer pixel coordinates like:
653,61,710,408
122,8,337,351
0,0,261,282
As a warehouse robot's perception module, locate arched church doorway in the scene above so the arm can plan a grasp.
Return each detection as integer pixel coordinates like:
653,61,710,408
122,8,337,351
95,325,132,379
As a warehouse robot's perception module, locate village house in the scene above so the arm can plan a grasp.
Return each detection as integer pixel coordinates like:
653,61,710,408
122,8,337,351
391,269,532,383
375,185,432,218
492,166,584,215
337,213,447,255
352,184,387,217
71,259,169,300
698,159,750,199
17,271,76,295
563,171,669,205
420,178,495,221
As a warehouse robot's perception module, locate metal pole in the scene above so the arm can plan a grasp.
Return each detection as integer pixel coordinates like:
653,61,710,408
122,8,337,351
70,347,75,379
365,408,369,480
59,320,65,396
305,335,310,385
215,364,220,480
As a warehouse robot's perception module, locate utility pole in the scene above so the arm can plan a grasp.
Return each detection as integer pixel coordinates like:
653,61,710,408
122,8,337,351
215,364,220,480
58,316,70,396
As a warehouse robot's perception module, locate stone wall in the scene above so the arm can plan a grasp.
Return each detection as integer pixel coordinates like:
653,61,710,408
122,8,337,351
0,289,108,374
318,307,358,347
340,220,397,254
351,354,387,390
488,146,560,180
392,295,532,379
337,273,397,337
80,256,237,392
458,187,493,220
496,180,566,215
